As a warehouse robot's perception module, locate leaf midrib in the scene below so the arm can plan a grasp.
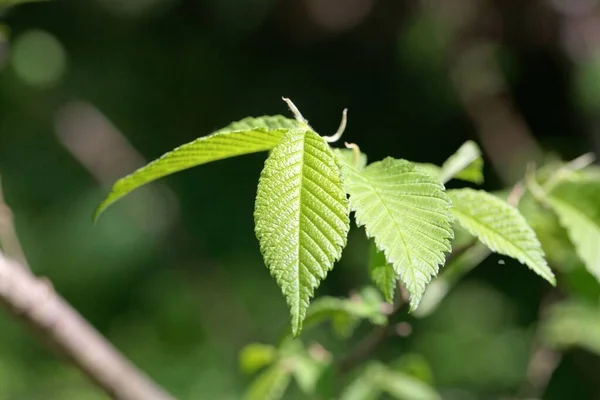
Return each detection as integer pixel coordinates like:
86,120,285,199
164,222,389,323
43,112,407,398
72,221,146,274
451,205,541,268
294,134,307,330
363,174,414,288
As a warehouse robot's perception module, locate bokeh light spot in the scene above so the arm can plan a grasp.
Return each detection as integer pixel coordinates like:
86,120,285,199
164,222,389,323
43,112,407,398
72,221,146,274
11,29,66,88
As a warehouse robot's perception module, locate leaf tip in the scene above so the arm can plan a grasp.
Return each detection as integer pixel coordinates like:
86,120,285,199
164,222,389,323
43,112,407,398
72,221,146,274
291,321,303,338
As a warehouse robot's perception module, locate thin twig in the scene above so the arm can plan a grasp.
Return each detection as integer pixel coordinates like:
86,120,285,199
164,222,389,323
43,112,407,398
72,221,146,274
517,295,561,399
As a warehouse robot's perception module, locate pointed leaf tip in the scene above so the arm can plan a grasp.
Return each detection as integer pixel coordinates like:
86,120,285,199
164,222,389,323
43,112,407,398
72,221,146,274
255,130,350,336
449,188,556,285
341,157,454,311
94,115,301,221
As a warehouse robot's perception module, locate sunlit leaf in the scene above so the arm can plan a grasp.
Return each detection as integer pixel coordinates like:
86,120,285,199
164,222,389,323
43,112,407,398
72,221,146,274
548,180,600,282
95,115,302,220
255,130,350,335
448,188,555,285
413,141,483,185
438,140,483,184
339,156,453,311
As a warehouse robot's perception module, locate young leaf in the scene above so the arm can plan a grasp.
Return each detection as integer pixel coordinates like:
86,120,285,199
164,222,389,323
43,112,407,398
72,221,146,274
448,188,555,285
243,363,292,400
438,140,483,184
254,130,350,336
368,243,396,304
548,180,600,281
95,115,302,220
340,157,453,311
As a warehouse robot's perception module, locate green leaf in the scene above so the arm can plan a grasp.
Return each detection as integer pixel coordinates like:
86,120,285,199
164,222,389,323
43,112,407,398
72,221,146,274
243,363,292,400
448,188,555,285
239,343,278,375
95,115,302,220
368,363,440,400
438,140,483,184
548,180,600,282
255,130,350,336
368,242,396,303
340,157,453,311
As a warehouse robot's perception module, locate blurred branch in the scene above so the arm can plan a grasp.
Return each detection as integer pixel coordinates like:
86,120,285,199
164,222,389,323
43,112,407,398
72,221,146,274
517,295,561,399
422,0,543,184
0,177,29,269
338,283,408,373
0,178,175,400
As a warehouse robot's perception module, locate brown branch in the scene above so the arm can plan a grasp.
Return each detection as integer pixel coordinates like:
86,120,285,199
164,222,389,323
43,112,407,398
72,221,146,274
0,177,175,400
0,254,175,400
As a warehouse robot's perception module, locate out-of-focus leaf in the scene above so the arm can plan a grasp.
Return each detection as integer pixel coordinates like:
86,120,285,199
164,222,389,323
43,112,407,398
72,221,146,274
296,288,387,339
518,193,580,272
340,372,380,400
542,301,600,356
413,141,483,185
438,141,484,184
368,362,441,400
341,363,440,400
239,343,277,375
243,363,292,400
389,353,435,385
548,180,600,282
276,339,331,396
